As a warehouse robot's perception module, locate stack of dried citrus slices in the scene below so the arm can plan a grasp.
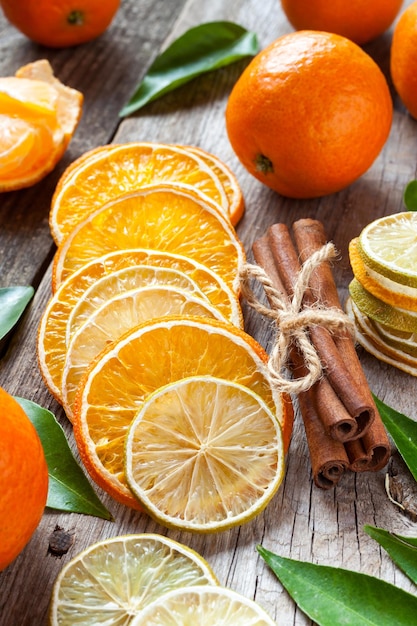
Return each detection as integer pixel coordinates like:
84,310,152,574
347,211,417,376
38,142,293,533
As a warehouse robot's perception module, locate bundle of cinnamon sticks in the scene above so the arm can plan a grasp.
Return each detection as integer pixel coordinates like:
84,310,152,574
244,218,390,489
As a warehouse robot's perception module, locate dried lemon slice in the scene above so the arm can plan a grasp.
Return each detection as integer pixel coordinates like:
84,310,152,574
49,534,219,626
130,585,276,625
359,211,417,288
125,376,285,533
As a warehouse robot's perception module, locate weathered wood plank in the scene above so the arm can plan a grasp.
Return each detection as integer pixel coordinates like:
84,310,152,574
0,0,416,624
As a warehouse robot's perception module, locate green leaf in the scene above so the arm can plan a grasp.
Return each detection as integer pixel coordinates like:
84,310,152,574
258,546,417,626
364,525,417,586
15,397,113,520
120,21,259,116
373,394,417,482
0,286,34,340
403,180,417,211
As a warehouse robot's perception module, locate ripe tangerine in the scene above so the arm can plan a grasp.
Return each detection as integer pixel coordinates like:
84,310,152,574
280,0,404,45
225,31,393,199
390,0,417,120
0,387,48,571
0,0,120,48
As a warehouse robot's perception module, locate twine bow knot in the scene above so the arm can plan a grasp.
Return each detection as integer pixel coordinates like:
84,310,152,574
240,242,355,394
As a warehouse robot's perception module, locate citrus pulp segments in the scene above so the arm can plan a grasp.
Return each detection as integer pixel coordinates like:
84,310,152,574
0,60,82,192
347,299,417,376
349,278,417,333
49,534,219,626
52,186,245,292
49,142,229,244
15,59,83,146
130,585,276,626
38,249,242,402
125,376,285,533
349,237,417,310
61,286,227,420
72,316,289,509
359,211,417,288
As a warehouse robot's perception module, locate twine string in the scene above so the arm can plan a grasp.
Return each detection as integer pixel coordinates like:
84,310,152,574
240,242,355,394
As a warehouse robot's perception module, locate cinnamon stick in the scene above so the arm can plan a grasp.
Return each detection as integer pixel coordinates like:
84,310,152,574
267,222,374,440
292,219,391,471
253,235,353,487
250,219,391,487
297,391,349,489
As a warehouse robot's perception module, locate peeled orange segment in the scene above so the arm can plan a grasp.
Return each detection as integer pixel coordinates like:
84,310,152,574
52,186,245,292
38,249,243,402
349,278,417,333
65,265,212,344
0,111,64,192
349,238,417,311
15,59,83,148
0,60,82,192
125,376,285,533
130,585,276,626
49,142,229,244
49,534,219,626
184,145,245,225
359,211,417,288
347,299,417,376
0,76,59,121
73,316,292,509
61,286,227,420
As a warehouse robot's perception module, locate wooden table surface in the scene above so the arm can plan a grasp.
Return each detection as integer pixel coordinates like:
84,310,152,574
1,1,416,624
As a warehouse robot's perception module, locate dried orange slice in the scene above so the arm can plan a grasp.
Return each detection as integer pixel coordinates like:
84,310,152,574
42,264,210,406
72,316,292,509
53,143,245,226
61,286,227,420
38,249,242,402
52,186,245,292
65,265,210,342
185,145,245,225
49,142,229,244
125,376,285,532
0,60,82,192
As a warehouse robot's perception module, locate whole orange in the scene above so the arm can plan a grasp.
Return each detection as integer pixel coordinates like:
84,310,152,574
391,1,417,119
280,0,404,45
0,0,120,48
225,31,393,199
0,387,48,571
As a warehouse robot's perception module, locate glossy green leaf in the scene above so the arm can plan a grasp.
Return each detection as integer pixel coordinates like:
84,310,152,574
258,546,417,626
373,394,417,482
365,525,417,585
0,286,34,340
403,180,417,211
15,397,113,520
120,21,259,116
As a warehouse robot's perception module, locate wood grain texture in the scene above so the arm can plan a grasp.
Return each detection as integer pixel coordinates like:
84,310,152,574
1,0,417,624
